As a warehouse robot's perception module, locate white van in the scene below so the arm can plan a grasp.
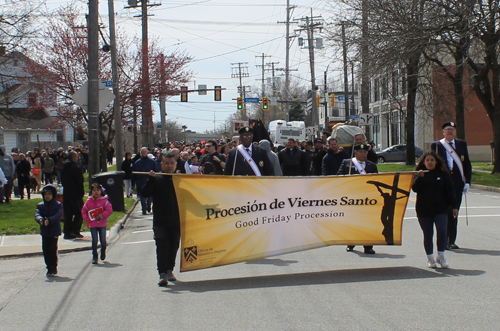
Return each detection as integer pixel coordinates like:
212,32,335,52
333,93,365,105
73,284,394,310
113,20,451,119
268,120,306,147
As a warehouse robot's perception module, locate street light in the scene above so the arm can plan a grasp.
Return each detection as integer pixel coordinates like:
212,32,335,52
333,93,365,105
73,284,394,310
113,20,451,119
182,125,187,143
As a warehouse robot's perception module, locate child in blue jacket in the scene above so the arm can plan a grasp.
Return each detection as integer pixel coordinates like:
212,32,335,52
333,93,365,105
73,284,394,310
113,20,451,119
35,185,63,277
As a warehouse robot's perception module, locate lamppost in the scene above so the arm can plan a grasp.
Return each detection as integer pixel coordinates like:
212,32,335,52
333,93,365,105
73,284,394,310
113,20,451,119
182,125,187,143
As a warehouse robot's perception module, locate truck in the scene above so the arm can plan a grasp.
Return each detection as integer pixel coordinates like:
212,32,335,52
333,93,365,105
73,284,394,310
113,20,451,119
268,120,306,147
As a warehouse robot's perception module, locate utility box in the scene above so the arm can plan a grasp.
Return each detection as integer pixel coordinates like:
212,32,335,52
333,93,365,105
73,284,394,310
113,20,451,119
92,171,125,212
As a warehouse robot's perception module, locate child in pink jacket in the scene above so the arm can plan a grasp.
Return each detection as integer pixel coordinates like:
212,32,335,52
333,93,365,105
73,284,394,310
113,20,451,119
82,183,113,264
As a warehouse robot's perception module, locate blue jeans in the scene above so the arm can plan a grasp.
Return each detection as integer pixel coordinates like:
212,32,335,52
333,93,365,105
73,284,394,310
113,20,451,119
417,213,448,255
90,227,107,258
138,191,152,213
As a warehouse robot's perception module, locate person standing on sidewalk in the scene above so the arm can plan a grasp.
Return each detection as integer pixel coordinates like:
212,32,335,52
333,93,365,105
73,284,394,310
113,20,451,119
61,151,85,239
132,147,159,215
121,152,134,198
412,150,457,268
35,185,63,277
0,145,15,203
141,152,180,287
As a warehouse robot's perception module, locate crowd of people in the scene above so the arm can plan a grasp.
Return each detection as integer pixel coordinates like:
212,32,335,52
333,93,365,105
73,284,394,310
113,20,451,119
0,145,89,202
0,121,472,283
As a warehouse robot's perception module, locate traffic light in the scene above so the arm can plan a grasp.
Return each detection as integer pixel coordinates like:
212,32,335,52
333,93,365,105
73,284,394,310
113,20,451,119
316,94,320,106
214,86,221,101
330,93,335,107
180,86,188,102
237,97,244,110
262,97,269,111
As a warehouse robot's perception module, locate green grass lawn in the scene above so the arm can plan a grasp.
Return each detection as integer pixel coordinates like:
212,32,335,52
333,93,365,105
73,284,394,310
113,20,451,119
0,197,136,236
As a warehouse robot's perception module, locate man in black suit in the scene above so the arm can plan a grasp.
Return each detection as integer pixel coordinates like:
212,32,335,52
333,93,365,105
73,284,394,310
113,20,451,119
337,144,378,254
430,121,472,249
224,126,274,176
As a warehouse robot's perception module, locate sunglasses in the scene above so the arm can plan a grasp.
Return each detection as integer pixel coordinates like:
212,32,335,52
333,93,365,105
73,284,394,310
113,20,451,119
205,144,213,147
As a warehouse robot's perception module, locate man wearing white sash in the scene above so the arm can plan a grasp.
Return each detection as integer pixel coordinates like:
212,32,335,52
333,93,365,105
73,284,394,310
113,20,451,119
224,126,274,176
337,144,379,254
431,121,472,250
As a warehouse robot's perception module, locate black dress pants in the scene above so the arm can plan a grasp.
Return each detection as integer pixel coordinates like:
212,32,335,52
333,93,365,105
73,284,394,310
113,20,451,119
154,227,180,275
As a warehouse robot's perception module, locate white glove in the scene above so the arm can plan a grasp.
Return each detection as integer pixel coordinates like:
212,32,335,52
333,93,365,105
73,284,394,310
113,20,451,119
463,183,470,194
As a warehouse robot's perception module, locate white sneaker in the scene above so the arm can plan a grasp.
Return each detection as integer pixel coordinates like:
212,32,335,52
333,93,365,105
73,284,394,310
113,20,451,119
167,270,177,281
436,255,449,268
427,257,437,268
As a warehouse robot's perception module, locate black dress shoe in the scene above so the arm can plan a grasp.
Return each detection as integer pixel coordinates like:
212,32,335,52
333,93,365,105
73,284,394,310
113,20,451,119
346,246,354,252
71,232,84,238
64,234,76,240
364,248,376,254
449,243,460,249
92,257,98,264
142,211,147,215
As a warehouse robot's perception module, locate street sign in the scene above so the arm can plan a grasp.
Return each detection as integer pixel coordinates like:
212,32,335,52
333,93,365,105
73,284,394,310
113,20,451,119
198,84,207,95
102,81,113,87
338,95,345,101
244,97,259,103
349,114,359,119
72,80,115,112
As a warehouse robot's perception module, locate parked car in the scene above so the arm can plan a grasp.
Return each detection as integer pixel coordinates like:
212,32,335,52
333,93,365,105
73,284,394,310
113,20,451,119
376,144,424,163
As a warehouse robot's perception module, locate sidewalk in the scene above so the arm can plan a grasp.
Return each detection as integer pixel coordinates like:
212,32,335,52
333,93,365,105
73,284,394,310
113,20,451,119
0,199,139,259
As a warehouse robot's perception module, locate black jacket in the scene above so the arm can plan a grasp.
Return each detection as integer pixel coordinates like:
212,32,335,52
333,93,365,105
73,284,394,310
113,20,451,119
337,158,378,175
61,159,84,200
199,152,226,175
412,169,457,217
311,148,327,176
430,139,472,193
141,174,180,232
224,145,274,176
121,158,134,180
278,147,308,176
35,185,63,237
322,149,349,175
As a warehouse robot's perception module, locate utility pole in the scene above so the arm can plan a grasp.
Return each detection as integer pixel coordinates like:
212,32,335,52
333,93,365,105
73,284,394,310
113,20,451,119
255,53,270,97
108,0,122,170
266,61,280,119
141,0,152,147
88,0,99,179
231,62,250,119
296,10,323,135
342,21,349,121
159,54,167,146
277,0,296,122
361,0,370,115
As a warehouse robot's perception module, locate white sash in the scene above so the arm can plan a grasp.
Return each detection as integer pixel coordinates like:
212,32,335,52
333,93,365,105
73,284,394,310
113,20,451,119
237,145,261,176
440,138,465,182
351,157,366,174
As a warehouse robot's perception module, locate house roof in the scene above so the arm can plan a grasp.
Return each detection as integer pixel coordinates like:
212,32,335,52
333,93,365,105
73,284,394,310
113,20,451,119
0,108,62,130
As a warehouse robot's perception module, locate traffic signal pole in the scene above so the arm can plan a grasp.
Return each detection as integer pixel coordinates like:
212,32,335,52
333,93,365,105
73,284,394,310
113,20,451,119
88,0,100,179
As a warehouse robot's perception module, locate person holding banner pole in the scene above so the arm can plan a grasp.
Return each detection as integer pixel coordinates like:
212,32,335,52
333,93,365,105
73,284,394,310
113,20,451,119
224,126,274,176
413,150,457,268
430,121,472,250
141,152,180,287
337,144,378,254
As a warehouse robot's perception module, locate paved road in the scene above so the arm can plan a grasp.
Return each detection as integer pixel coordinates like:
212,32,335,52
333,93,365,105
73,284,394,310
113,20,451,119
1,188,500,330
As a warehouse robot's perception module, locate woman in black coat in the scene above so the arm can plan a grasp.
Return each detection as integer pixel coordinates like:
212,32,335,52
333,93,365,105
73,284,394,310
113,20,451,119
412,150,457,269
15,153,31,199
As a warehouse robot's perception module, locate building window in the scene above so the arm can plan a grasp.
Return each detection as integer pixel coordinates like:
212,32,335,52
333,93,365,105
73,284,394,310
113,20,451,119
401,68,407,95
392,70,399,96
390,111,399,145
374,78,379,102
28,93,38,108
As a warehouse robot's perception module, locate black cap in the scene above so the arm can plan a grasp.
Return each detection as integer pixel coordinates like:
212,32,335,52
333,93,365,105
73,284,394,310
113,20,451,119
354,144,369,151
238,126,253,134
442,121,456,129
314,138,323,144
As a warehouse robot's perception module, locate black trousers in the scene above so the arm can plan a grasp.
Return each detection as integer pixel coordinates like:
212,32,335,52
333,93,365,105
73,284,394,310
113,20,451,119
63,198,83,236
42,236,58,271
154,227,180,275
447,188,463,245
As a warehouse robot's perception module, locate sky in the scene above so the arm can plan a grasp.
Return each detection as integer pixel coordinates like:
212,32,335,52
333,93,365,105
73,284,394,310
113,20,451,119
43,0,348,133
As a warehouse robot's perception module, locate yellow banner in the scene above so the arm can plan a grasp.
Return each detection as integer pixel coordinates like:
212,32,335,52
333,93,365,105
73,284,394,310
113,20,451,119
173,172,414,272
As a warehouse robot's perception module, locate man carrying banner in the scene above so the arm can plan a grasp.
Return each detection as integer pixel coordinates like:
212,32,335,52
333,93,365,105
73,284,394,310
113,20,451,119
141,152,180,287
430,121,472,250
224,126,274,176
337,143,379,254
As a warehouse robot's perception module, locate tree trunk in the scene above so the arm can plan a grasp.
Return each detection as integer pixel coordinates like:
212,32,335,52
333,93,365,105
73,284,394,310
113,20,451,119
405,54,420,165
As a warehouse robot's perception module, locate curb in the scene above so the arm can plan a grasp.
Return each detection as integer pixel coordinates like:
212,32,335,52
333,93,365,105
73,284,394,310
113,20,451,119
471,184,500,194
0,199,140,260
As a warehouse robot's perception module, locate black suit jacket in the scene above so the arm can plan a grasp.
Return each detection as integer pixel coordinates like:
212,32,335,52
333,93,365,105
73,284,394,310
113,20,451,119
337,158,378,175
224,145,274,176
430,139,472,190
